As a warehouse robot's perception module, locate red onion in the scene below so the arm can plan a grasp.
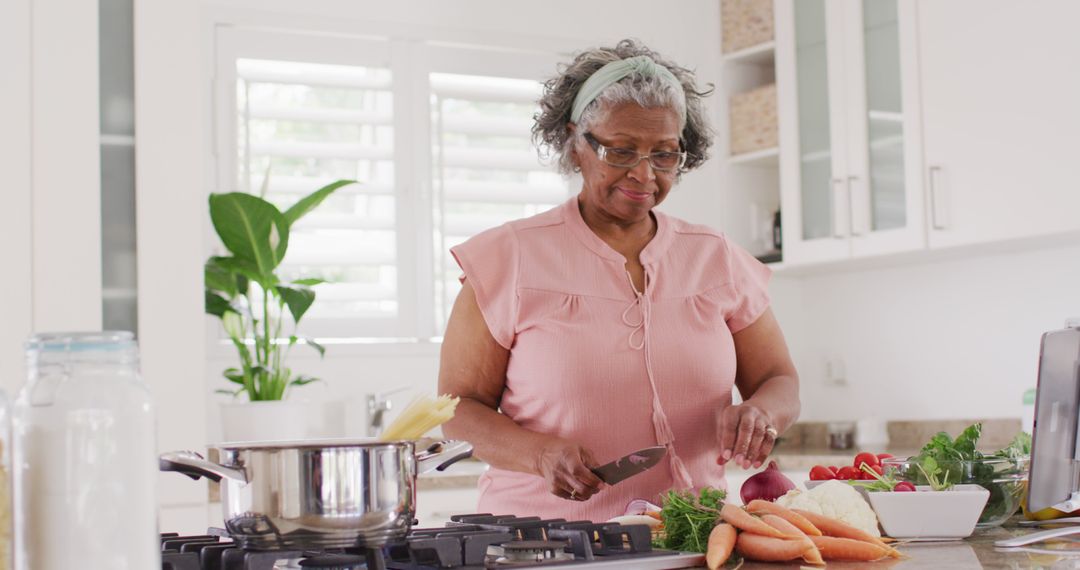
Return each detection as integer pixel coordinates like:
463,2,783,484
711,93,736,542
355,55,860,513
624,498,661,516
739,460,795,503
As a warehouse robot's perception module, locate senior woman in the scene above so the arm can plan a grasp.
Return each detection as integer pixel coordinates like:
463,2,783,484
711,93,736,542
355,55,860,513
439,39,800,520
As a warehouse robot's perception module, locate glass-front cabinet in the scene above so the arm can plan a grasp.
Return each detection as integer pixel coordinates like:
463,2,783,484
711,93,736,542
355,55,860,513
776,0,925,265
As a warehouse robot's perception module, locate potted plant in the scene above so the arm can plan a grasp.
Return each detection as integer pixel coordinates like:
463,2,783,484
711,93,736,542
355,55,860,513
204,179,355,441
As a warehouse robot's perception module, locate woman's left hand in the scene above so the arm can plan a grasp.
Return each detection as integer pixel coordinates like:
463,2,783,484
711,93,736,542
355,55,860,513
716,402,777,470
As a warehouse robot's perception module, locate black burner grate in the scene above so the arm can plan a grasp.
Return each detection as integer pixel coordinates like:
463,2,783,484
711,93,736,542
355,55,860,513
162,514,684,570
160,530,386,570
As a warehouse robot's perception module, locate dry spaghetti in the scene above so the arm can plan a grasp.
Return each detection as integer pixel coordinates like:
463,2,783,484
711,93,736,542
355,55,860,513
378,394,460,441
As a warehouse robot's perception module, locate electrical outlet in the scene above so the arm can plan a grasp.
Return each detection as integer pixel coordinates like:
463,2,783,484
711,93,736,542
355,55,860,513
825,356,847,386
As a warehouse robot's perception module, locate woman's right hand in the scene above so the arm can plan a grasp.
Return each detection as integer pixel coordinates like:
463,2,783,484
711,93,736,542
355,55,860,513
535,438,607,501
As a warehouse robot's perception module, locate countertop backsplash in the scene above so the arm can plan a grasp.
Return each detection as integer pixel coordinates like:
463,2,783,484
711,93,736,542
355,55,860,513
775,418,1023,453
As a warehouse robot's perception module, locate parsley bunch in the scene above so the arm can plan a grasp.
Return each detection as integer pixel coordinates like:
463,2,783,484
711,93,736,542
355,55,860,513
653,487,726,553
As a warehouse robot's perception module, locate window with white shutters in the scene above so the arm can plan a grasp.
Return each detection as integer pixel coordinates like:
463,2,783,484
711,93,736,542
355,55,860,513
430,72,570,325
237,58,398,325
215,30,569,341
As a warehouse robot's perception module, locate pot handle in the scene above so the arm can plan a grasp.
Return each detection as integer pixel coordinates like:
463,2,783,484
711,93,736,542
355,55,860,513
416,440,474,474
160,451,249,484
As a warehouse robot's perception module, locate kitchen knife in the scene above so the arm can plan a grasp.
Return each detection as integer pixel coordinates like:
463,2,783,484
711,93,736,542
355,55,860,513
590,445,667,485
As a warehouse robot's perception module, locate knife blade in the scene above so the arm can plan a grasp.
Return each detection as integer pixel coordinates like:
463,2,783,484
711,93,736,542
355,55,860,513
590,446,667,485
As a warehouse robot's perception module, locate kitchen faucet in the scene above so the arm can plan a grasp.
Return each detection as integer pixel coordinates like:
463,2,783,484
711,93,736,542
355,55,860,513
366,386,410,437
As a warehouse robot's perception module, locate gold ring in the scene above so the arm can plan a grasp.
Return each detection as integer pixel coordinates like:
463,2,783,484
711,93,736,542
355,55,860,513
570,490,577,500
765,426,779,439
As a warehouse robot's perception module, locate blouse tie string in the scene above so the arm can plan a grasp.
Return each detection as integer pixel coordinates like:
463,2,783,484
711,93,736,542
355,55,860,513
622,270,695,490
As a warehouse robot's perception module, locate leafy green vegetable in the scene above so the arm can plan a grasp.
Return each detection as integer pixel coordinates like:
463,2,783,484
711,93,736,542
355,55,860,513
916,456,953,491
994,432,1032,460
903,423,1030,524
953,423,982,459
856,463,903,492
653,487,726,553
919,430,968,463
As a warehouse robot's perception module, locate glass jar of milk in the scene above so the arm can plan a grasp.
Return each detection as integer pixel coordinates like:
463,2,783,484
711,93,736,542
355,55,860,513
14,332,159,570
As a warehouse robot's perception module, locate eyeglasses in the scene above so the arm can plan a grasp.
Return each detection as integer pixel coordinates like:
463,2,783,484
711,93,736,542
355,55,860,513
583,133,687,172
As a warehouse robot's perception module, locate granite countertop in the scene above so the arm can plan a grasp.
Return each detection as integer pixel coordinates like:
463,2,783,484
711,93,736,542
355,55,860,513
736,523,1080,569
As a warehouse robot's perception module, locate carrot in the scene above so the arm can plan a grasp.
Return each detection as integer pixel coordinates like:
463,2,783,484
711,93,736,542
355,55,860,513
705,523,737,570
720,503,798,539
745,499,822,536
809,535,892,561
735,532,814,562
791,509,901,557
761,514,824,566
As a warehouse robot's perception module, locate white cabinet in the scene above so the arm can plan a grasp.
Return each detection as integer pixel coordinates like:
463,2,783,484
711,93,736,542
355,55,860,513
777,0,925,266
917,0,1080,249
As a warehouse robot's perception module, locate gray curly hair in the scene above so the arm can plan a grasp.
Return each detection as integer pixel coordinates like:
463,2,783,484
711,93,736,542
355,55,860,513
533,39,714,175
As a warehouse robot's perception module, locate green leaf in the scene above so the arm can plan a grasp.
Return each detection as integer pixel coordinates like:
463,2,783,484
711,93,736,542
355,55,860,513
292,278,327,286
205,292,235,317
213,256,273,289
995,432,1032,459
923,456,939,475
282,180,356,227
954,423,983,459
303,338,326,358
275,285,316,323
205,258,237,297
223,369,246,385
209,255,251,295
215,388,244,396
916,455,953,491
289,375,322,387
920,431,954,458
208,192,290,277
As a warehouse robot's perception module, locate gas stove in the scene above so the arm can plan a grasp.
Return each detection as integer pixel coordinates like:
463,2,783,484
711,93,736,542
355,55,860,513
161,514,704,569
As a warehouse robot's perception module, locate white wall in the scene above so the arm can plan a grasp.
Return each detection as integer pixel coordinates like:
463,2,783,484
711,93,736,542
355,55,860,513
135,0,212,526
782,242,1080,422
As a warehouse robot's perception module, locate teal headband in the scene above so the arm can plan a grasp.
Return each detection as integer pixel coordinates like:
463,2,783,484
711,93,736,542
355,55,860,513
569,55,687,124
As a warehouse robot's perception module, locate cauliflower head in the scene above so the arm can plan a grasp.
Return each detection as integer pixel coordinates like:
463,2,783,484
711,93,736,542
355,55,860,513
775,480,880,537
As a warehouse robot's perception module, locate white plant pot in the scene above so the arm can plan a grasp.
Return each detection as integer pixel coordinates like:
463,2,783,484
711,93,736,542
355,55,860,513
220,400,347,443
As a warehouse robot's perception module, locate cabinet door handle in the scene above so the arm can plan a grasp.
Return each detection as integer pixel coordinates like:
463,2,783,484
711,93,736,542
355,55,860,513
928,165,949,230
848,176,863,237
832,178,847,239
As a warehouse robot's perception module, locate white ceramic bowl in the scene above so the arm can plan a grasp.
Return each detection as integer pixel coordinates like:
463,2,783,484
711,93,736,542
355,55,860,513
881,456,1028,528
866,484,990,539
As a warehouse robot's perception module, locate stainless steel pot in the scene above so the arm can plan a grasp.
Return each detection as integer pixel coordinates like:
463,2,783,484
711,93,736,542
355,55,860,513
160,439,472,550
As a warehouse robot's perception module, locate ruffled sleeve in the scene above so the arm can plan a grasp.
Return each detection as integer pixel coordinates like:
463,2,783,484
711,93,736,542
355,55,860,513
450,223,520,349
724,239,772,333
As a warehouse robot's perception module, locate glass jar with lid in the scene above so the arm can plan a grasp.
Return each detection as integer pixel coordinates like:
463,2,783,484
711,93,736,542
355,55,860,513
13,332,158,570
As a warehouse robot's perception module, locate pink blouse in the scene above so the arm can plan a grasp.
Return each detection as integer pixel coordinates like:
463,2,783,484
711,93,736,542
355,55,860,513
450,197,771,521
